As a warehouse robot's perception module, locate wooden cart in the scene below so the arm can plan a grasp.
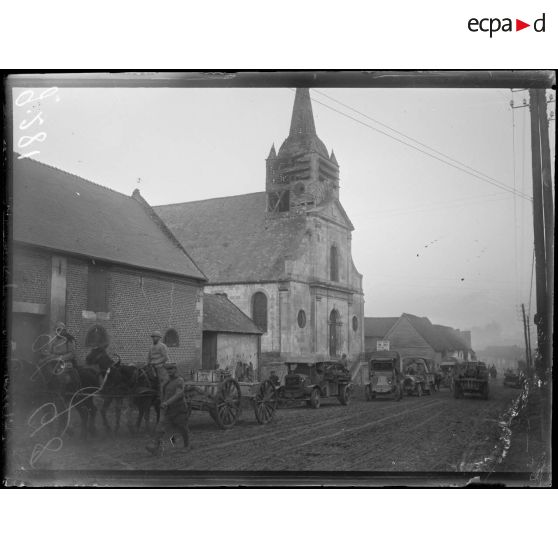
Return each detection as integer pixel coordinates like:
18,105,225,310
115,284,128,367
183,370,278,429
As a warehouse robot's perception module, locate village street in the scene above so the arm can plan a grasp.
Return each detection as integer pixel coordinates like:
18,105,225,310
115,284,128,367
8,377,525,476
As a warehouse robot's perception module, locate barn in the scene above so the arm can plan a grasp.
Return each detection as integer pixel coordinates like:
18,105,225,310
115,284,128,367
10,157,207,372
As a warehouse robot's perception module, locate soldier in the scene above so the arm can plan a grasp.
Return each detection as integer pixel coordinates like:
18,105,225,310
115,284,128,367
340,353,350,371
145,362,190,456
39,321,77,371
147,330,168,398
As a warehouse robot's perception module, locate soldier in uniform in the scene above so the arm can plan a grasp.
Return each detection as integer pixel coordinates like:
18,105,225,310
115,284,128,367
39,321,77,371
145,362,190,456
146,330,168,399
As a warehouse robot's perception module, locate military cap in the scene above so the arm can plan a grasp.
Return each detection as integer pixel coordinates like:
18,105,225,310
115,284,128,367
164,362,178,370
150,330,162,338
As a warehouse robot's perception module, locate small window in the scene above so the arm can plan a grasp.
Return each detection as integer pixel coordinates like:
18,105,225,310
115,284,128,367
85,325,109,348
164,328,179,347
252,292,268,332
330,245,339,282
297,310,306,328
87,264,109,312
352,316,359,332
268,190,290,212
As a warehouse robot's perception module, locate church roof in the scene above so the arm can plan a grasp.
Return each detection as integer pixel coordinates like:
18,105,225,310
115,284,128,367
155,192,308,283
203,293,262,334
278,88,329,159
12,157,206,281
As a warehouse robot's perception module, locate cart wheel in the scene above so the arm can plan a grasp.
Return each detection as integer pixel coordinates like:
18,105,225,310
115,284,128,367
338,384,351,406
365,384,372,401
309,388,321,409
212,378,241,429
254,380,277,424
416,383,422,397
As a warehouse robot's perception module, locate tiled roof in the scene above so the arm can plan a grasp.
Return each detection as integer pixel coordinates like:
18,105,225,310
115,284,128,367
203,294,262,334
155,193,308,283
364,317,398,338
433,325,470,351
12,157,206,281
402,313,448,351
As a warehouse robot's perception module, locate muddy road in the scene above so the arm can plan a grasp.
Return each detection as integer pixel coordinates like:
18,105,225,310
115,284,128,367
7,379,523,474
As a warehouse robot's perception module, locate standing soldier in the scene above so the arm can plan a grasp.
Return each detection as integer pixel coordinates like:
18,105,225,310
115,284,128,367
145,362,190,456
147,330,168,399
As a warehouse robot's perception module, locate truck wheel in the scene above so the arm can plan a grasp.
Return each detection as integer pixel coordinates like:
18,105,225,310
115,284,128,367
309,388,321,409
338,384,351,406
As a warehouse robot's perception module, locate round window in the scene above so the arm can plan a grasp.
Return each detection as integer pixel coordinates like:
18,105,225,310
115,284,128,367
297,309,306,328
352,316,358,332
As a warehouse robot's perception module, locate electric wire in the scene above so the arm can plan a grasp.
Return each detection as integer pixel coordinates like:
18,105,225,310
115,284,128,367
302,89,533,202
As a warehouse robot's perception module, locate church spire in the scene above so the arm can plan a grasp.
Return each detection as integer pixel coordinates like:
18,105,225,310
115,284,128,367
289,88,316,137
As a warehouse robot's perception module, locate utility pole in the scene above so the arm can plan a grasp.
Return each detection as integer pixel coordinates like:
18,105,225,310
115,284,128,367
528,89,548,378
526,314,533,370
521,303,531,379
536,88,554,378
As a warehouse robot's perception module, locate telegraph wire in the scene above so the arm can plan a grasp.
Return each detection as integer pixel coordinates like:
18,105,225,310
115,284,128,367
301,89,533,202
314,88,519,195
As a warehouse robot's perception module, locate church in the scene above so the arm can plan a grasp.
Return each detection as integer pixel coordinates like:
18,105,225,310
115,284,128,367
156,88,365,376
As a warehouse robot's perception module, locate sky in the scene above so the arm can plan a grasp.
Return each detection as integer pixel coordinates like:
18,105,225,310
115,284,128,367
11,82,555,348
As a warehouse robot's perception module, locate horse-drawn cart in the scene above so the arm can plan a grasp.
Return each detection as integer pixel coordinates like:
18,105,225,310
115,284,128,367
184,370,278,429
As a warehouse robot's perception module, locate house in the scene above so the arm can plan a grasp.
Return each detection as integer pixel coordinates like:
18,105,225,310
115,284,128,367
364,313,474,367
155,88,365,377
10,157,207,371
202,293,262,378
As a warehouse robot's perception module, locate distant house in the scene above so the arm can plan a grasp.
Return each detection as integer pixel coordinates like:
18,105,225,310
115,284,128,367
202,293,263,377
10,157,207,370
364,313,474,366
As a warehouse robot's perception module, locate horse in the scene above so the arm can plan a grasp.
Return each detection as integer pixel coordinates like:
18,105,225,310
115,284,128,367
35,355,101,440
92,350,160,434
129,365,160,433
92,350,138,434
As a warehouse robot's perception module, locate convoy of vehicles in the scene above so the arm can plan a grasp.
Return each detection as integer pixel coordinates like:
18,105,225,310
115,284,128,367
366,351,403,401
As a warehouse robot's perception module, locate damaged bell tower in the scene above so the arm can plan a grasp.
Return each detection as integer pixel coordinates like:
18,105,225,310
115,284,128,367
266,88,340,215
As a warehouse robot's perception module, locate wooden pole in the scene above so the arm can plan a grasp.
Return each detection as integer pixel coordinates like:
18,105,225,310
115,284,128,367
528,89,547,375
521,304,531,379
536,88,554,377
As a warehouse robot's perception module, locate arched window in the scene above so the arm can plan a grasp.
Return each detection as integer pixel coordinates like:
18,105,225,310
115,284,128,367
352,316,359,332
330,245,339,282
252,292,268,332
85,324,109,348
329,309,341,357
164,328,179,347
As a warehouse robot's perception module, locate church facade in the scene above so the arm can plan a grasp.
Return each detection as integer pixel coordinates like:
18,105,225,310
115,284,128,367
156,89,364,375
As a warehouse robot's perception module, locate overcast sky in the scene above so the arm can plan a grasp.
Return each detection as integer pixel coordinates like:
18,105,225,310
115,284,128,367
12,83,555,347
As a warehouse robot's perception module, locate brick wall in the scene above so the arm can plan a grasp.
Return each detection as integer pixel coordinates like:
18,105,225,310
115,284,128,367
64,258,203,371
12,245,50,305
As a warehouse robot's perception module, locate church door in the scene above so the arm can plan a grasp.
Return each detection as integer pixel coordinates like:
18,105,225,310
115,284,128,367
329,309,341,357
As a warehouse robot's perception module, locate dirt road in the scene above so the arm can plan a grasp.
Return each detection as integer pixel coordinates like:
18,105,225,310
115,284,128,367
6,377,525,477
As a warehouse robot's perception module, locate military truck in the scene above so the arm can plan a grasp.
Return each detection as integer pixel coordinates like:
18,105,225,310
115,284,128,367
402,357,434,396
278,356,352,409
453,361,489,400
366,350,403,401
